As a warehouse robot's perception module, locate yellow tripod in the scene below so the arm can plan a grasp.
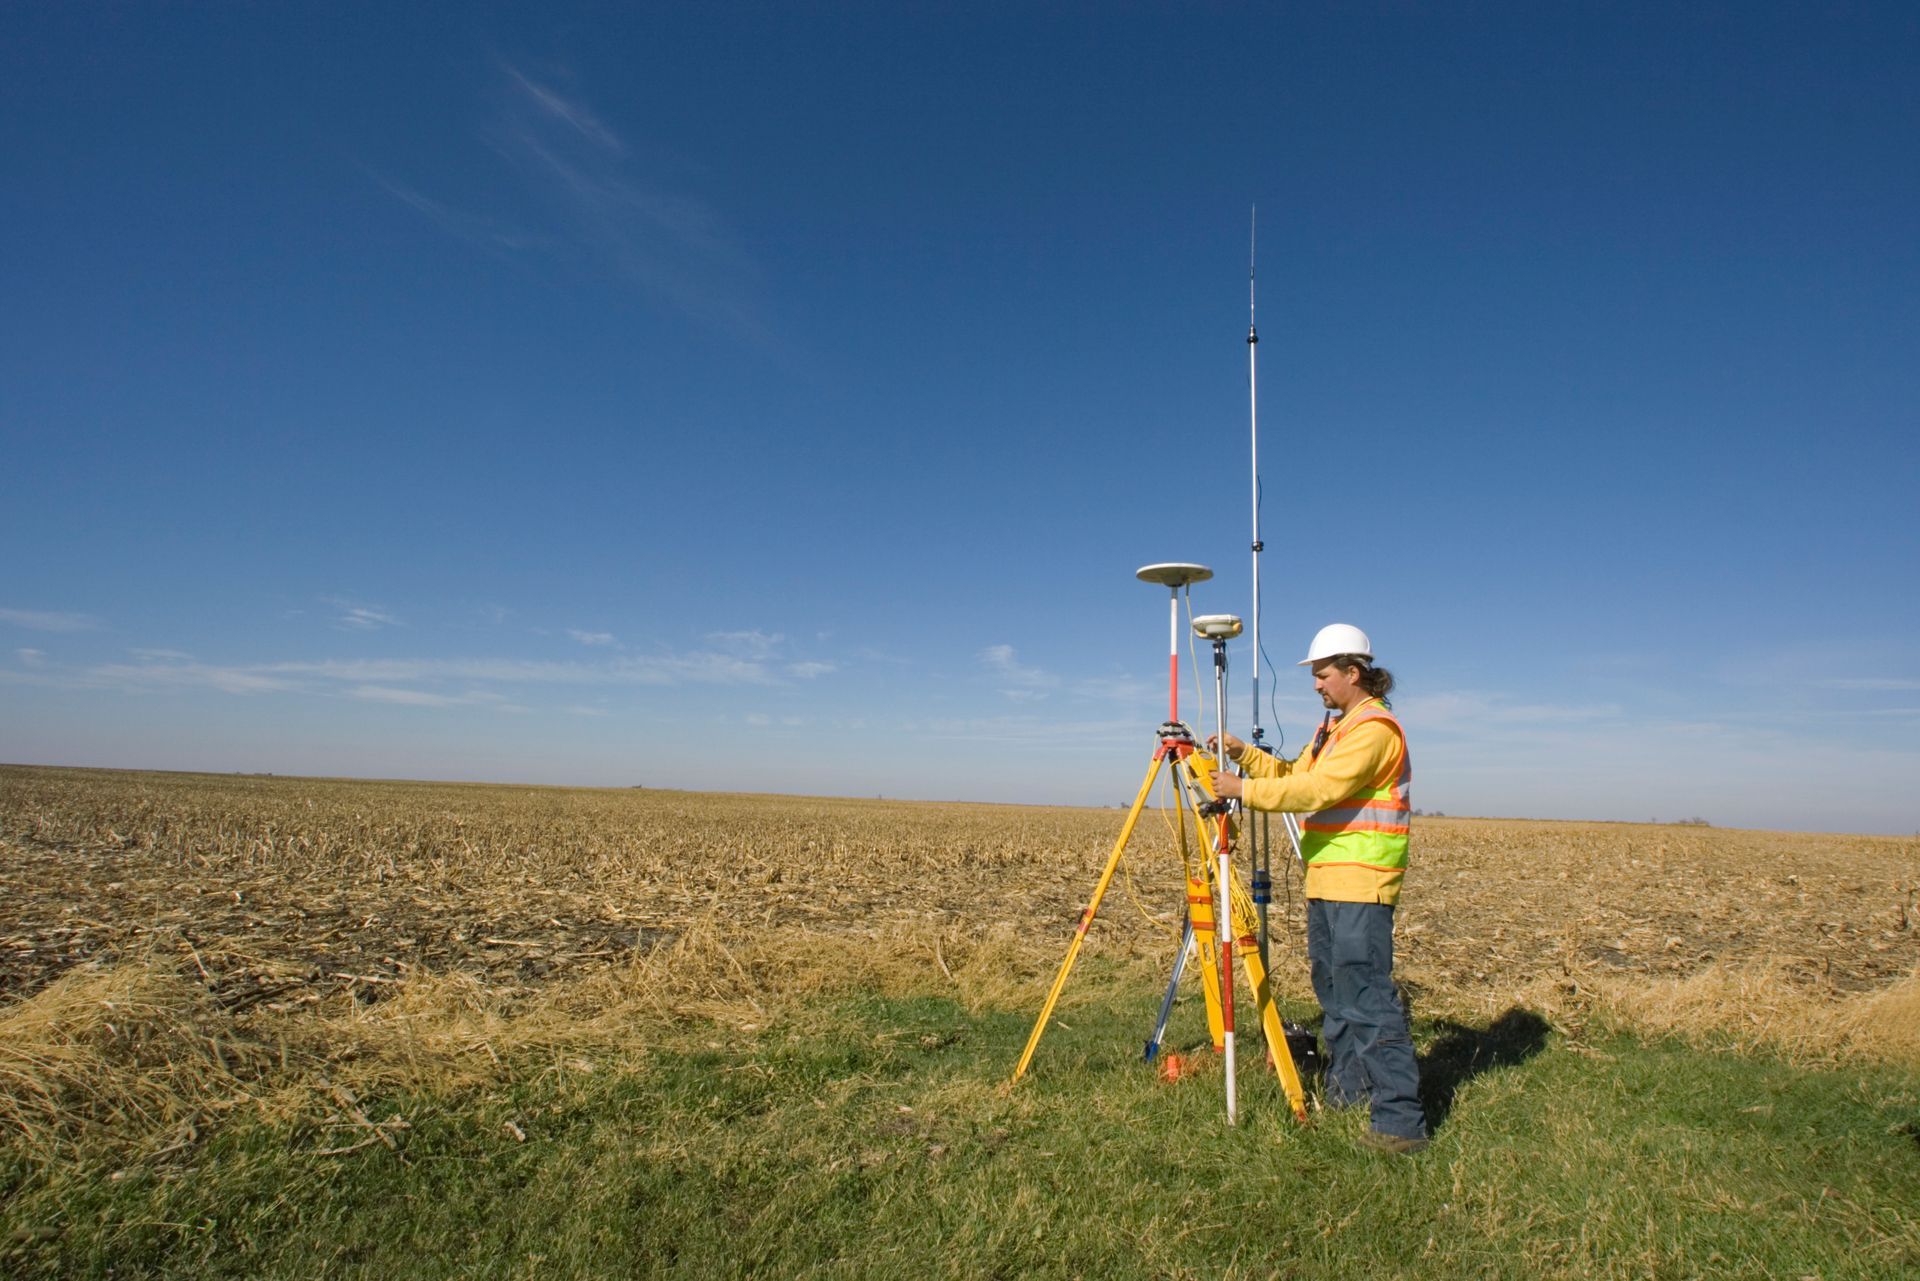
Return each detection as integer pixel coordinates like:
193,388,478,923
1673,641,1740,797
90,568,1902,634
1008,720,1309,1125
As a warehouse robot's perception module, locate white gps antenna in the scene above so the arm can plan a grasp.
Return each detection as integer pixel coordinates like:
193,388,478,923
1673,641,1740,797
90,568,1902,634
1135,563,1211,726
1192,614,1243,641
1193,613,1243,757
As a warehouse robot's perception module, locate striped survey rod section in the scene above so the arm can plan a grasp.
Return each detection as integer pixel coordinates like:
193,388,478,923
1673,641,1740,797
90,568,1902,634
1167,587,1181,722
1215,812,1236,1125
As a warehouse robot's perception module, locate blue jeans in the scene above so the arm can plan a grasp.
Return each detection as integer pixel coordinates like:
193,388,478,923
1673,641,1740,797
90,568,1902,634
1306,899,1426,1141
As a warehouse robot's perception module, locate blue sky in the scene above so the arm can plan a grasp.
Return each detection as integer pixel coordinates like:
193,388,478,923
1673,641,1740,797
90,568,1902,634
4,3,1916,834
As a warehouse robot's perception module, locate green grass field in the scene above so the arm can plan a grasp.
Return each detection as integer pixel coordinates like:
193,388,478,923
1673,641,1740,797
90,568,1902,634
7,973,1917,1280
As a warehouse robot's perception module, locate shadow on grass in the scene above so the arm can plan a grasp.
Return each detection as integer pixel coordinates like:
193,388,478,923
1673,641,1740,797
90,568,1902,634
1417,1007,1552,1132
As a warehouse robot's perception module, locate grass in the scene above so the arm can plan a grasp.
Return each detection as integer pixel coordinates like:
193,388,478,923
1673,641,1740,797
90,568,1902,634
4,768,1915,1276
5,972,1916,1280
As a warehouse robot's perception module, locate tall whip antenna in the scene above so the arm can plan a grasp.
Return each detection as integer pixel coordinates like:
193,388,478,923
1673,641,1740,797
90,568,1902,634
1244,207,1306,977
1248,207,1263,747
1246,206,1273,972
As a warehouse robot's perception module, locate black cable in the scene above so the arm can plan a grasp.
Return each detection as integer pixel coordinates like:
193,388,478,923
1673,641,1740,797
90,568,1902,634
1252,473,1285,754
1259,637,1285,754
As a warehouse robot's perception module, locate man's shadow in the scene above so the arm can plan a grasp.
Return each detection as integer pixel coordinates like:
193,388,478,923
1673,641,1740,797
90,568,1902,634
1415,1006,1553,1132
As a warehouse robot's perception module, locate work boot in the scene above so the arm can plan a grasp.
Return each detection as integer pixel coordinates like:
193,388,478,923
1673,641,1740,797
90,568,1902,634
1357,1129,1428,1156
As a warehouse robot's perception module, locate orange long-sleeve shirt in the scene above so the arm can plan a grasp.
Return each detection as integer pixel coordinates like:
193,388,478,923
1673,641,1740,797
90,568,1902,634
1237,719,1398,815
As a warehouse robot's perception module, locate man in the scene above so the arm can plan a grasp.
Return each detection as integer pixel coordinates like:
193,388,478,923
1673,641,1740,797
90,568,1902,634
1207,622,1427,1155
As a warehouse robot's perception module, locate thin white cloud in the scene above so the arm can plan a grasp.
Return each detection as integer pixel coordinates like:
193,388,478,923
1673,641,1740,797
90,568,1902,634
740,712,809,729
269,653,783,688
33,644,794,704
1491,700,1624,723
979,644,1058,700
1820,677,1920,691
708,629,784,657
8,619,840,729
699,631,838,680
919,713,1140,745
501,66,768,338
349,685,466,708
323,598,401,632
382,65,769,343
852,646,913,667
1072,674,1155,705
347,686,520,710
506,66,625,153
266,657,582,684
1402,690,1623,731
369,174,549,253
0,608,100,633
91,661,296,696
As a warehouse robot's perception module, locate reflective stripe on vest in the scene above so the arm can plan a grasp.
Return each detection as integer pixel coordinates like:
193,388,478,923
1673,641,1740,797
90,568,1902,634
1297,701,1411,870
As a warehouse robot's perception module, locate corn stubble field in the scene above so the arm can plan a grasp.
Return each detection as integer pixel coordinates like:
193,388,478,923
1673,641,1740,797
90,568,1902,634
2,763,1917,1274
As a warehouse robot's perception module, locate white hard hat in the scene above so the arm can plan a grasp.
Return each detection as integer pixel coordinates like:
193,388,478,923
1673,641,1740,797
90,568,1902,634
1298,623,1373,666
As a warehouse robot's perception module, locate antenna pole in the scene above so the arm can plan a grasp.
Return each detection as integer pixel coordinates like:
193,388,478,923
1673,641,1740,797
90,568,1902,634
1243,210,1309,974
1248,208,1263,746
1247,207,1274,971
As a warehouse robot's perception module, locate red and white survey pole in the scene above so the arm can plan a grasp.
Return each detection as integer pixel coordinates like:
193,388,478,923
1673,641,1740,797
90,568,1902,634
1217,664,1237,1125
1196,613,1245,1126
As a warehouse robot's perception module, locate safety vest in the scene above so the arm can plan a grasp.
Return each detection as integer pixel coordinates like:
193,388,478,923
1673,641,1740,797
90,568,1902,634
1298,699,1411,902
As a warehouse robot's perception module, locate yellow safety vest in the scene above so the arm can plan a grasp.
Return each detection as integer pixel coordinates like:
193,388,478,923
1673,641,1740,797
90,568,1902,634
1298,699,1411,904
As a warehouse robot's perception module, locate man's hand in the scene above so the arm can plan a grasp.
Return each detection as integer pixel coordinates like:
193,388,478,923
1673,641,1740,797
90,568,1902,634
1206,732,1247,763
1210,770,1244,800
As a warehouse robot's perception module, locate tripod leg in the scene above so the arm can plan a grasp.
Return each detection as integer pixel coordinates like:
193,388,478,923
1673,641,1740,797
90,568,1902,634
1281,811,1307,868
1171,762,1225,1050
1187,867,1226,1049
1252,814,1272,974
1171,756,1226,1049
1229,875,1310,1122
1143,917,1193,1062
1010,751,1167,1085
